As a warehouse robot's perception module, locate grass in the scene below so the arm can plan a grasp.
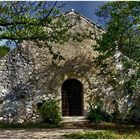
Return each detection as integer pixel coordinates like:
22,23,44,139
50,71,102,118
64,130,140,139
0,123,59,129
0,122,140,139
63,122,140,139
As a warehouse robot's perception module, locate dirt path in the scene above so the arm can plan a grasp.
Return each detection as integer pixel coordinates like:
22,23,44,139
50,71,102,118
0,128,92,139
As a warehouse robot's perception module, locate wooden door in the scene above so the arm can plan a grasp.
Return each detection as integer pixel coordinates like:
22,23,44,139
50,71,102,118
62,79,83,116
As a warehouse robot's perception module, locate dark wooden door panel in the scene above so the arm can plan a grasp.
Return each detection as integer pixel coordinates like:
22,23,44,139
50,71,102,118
62,79,83,116
62,90,69,116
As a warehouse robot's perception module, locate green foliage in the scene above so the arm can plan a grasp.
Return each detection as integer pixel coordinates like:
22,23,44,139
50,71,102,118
37,99,61,125
93,1,140,97
0,1,74,59
64,131,121,139
0,2,69,42
121,57,140,96
0,46,10,58
94,1,140,63
0,2,92,59
64,129,140,139
64,122,140,139
86,102,113,123
0,122,58,129
124,80,137,94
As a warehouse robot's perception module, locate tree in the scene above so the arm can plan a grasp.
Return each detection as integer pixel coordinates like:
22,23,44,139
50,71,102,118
92,1,140,117
0,1,74,58
93,1,140,85
93,1,140,63
0,46,10,58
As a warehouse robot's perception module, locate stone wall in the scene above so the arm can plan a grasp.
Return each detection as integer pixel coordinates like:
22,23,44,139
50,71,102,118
0,11,140,123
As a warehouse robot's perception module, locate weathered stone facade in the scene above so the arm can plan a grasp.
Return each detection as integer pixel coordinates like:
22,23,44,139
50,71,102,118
0,10,140,123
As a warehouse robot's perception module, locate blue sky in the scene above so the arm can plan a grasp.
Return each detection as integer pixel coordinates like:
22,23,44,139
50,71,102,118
0,1,104,48
62,1,105,27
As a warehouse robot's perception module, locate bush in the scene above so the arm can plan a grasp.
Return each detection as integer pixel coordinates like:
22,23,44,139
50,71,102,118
64,131,121,139
0,123,59,129
0,46,10,58
37,99,61,125
86,102,112,123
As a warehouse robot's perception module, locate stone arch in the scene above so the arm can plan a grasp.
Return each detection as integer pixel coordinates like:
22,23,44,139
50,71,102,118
48,70,92,115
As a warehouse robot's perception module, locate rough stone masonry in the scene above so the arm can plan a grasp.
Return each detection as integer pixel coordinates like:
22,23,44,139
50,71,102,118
0,10,140,123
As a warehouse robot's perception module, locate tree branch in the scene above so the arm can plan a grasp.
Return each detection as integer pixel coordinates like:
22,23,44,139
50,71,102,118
42,1,57,21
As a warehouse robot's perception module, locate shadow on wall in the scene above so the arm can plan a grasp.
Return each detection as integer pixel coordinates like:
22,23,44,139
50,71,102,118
0,53,96,123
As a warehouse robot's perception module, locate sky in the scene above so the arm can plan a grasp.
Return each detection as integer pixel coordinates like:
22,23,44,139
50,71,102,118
0,1,105,48
62,1,105,27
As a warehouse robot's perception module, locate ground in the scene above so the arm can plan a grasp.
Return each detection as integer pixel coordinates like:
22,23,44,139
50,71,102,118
0,123,140,139
0,128,90,139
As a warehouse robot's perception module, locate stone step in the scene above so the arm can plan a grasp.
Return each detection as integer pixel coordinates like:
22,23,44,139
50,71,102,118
60,116,89,128
62,116,86,122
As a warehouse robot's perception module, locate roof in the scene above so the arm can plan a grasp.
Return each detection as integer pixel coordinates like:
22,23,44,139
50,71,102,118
64,9,106,32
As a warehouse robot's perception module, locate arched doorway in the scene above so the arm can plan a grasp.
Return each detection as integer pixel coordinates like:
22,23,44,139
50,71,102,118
61,79,83,116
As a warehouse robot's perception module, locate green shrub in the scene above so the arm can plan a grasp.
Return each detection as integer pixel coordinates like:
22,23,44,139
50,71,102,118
86,102,112,123
0,46,10,58
64,131,121,139
64,128,140,139
37,99,61,125
0,123,58,129
87,106,103,123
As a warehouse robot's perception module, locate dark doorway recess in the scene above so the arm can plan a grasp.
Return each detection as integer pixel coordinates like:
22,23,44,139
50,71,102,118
62,79,83,116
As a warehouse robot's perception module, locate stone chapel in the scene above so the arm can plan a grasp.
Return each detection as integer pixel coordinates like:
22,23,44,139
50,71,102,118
0,10,140,123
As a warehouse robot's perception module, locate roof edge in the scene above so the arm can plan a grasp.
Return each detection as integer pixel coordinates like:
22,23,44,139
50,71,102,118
64,9,106,32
